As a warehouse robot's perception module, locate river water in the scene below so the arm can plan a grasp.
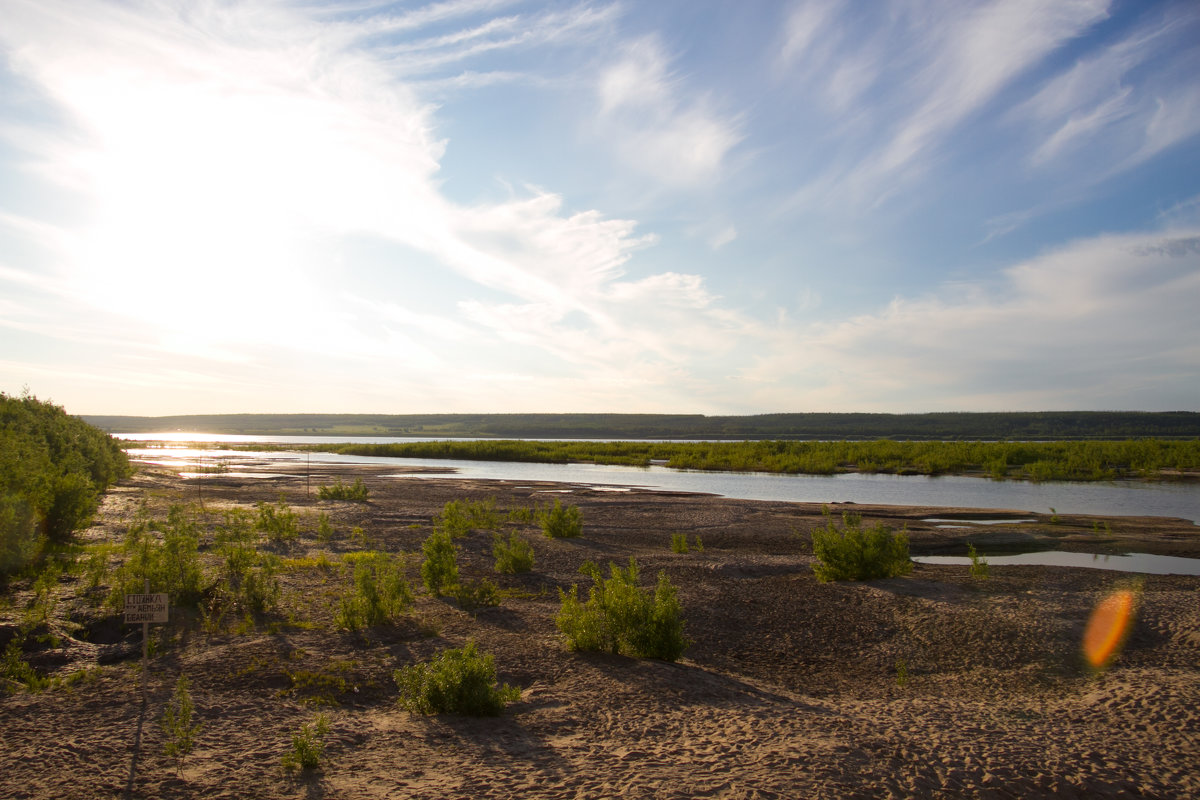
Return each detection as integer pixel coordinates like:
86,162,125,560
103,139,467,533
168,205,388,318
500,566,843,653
121,434,1200,523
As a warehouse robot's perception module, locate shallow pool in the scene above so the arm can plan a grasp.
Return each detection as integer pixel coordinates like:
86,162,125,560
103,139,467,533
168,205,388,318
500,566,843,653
912,551,1200,576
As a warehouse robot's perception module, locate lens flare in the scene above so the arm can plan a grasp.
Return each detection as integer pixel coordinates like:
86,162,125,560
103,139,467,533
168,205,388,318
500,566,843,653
1082,588,1137,668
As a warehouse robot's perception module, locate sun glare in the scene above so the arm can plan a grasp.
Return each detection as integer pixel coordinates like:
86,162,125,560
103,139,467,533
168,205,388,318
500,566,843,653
1082,588,1138,669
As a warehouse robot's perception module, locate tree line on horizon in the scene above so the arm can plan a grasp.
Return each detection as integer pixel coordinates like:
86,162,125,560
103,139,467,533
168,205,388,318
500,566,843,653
84,410,1200,440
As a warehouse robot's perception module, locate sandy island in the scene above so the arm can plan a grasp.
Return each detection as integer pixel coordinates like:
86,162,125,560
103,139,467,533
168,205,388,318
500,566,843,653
2,459,1198,799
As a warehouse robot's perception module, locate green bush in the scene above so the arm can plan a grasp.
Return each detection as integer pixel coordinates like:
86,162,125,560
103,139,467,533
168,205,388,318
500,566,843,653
394,640,519,716
537,499,583,539
214,510,280,615
1,392,130,582
281,713,330,771
435,498,501,537
315,512,334,543
810,510,912,582
255,497,298,543
670,533,689,553
451,578,501,612
492,533,534,574
420,530,458,596
506,506,534,524
162,674,202,772
317,478,369,502
108,506,205,609
555,558,687,661
335,552,413,630
967,543,989,579
2,636,50,693
0,494,40,584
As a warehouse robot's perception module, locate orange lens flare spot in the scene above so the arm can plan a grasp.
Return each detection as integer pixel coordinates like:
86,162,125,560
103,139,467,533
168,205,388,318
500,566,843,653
1083,589,1136,668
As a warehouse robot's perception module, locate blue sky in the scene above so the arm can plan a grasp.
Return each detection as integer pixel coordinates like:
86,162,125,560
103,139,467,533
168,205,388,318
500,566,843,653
1,0,1198,415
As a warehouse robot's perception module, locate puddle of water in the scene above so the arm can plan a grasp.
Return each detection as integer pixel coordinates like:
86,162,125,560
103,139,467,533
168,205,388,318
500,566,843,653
922,518,1037,525
180,472,294,479
913,551,1200,576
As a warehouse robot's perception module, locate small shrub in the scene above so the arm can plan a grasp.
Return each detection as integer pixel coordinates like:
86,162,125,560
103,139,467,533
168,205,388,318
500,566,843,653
451,578,501,612
810,510,912,582
669,533,689,554
214,510,281,615
393,640,519,716
334,552,413,630
349,526,371,548
692,536,704,553
555,558,687,661
2,636,50,693
317,478,369,502
81,542,117,591
162,674,202,772
315,512,334,543
256,497,299,543
967,543,989,579
435,498,501,537
108,506,204,609
281,713,330,771
280,665,351,706
420,530,458,597
895,658,909,688
507,506,534,524
492,533,534,574
537,499,583,539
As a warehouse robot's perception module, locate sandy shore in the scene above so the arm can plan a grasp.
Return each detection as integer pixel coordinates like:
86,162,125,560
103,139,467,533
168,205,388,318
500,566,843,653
2,461,1198,799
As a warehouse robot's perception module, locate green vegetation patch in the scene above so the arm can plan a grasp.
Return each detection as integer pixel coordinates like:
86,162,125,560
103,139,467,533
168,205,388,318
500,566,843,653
317,478,369,502
435,498,501,537
394,640,519,716
492,533,534,574
536,499,583,539
420,530,458,597
810,509,912,582
2,392,130,583
334,552,413,630
556,558,687,661
281,714,331,771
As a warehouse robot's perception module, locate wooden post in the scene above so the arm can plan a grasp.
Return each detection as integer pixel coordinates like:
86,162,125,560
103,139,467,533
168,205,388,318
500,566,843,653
142,578,149,699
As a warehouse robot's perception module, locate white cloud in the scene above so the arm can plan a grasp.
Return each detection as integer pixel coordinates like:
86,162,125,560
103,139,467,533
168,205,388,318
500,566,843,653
741,229,1200,411
779,0,837,67
594,36,744,187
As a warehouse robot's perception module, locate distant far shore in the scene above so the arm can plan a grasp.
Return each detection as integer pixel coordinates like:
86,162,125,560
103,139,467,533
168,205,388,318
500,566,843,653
83,410,1200,441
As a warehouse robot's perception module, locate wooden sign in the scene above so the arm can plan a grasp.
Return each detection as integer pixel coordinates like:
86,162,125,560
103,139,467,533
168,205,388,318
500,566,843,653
124,593,169,624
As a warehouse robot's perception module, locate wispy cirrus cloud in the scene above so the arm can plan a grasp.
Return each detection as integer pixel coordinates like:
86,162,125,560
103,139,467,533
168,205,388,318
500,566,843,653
592,36,745,187
1020,5,1200,172
783,0,1112,210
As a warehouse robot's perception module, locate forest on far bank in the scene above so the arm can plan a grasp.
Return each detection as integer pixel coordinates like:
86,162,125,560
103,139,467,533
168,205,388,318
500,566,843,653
84,410,1200,441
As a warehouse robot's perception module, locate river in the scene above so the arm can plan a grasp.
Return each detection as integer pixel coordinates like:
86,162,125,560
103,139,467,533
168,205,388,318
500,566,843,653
120,434,1200,523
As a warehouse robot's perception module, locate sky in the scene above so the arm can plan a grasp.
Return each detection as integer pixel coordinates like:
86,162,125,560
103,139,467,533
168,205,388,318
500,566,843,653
1,0,1198,416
